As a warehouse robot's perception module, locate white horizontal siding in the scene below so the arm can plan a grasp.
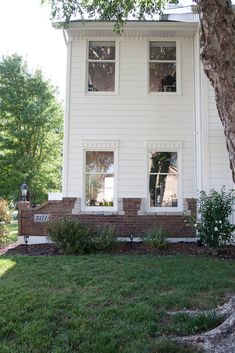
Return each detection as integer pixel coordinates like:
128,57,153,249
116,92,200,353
207,83,232,190
66,38,196,201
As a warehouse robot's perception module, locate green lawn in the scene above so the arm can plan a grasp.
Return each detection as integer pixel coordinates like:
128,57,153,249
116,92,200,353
4,223,18,244
0,255,234,353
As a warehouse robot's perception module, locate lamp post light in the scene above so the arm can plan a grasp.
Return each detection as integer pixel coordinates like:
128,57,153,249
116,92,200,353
20,183,28,202
129,234,134,244
23,235,30,252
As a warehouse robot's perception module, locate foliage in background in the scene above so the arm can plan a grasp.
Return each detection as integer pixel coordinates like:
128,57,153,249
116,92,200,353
0,198,11,245
144,227,169,249
0,199,11,223
187,187,235,248
47,217,117,254
0,54,63,203
47,0,178,30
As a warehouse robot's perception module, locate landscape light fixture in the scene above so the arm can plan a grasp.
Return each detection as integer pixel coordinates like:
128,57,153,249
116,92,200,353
129,234,134,244
20,182,28,202
23,235,30,252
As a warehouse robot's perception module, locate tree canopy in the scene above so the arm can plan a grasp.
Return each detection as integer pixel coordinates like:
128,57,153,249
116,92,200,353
0,54,63,203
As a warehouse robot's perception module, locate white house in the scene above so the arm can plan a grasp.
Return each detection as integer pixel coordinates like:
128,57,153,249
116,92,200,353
19,5,233,237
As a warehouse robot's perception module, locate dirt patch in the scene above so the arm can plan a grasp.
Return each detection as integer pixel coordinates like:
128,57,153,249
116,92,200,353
0,241,235,259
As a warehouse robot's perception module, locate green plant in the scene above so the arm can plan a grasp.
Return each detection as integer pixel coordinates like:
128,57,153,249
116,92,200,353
144,228,169,249
0,198,11,245
93,223,118,252
46,217,90,254
169,311,223,336
189,187,235,248
0,198,11,223
47,217,117,254
0,224,9,245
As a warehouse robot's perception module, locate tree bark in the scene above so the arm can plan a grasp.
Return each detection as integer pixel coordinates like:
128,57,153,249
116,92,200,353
170,296,235,353
195,0,235,182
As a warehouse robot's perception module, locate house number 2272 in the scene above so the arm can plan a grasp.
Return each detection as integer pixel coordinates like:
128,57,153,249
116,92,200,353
34,214,49,222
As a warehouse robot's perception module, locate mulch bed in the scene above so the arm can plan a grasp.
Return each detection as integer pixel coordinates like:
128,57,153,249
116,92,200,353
0,241,235,259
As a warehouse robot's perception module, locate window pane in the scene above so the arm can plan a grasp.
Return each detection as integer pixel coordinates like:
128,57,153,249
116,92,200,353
149,174,178,207
150,42,176,60
89,41,115,60
86,151,114,173
149,152,178,174
88,62,115,91
85,174,114,207
149,63,176,92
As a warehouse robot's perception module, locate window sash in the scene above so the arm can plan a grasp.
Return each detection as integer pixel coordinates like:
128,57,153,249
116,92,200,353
84,150,116,208
87,41,116,92
148,151,179,208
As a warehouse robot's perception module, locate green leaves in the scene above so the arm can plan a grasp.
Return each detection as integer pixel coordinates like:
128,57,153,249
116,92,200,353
46,0,179,29
195,187,235,248
0,54,63,203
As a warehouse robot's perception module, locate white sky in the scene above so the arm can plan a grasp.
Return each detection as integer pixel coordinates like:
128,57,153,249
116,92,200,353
0,0,66,99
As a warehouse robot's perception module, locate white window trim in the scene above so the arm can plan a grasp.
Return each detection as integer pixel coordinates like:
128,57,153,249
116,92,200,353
81,140,119,212
85,39,119,95
145,141,183,213
147,39,181,96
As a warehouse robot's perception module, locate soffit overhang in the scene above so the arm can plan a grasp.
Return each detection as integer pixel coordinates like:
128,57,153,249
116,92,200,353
59,21,198,40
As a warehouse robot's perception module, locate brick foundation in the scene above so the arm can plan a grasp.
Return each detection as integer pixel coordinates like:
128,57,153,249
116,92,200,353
19,197,196,237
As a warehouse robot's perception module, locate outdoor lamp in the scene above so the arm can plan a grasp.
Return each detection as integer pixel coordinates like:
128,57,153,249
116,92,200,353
24,235,29,244
129,234,134,244
20,182,28,202
23,235,30,252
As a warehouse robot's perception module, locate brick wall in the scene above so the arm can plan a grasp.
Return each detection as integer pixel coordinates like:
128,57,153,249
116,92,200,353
19,197,196,237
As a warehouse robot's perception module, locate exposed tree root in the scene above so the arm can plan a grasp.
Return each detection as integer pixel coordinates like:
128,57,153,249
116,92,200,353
170,296,235,353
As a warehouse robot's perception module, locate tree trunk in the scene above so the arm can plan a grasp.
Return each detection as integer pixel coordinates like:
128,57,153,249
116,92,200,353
195,0,235,182
173,296,235,353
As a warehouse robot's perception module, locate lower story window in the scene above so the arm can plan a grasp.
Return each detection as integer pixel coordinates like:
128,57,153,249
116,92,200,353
85,151,114,207
149,151,178,207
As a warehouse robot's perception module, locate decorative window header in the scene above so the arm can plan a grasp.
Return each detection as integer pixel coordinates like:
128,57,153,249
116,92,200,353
145,140,183,150
82,140,119,149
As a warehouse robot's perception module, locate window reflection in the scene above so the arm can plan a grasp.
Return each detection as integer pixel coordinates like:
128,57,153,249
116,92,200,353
85,151,114,207
149,152,178,207
149,42,177,92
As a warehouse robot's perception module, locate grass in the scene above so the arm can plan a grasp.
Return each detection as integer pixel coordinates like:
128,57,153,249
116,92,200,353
157,311,224,336
3,223,18,245
0,255,234,353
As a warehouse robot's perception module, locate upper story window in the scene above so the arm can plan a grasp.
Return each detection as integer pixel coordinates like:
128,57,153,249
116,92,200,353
149,151,178,207
149,41,176,93
85,151,114,207
87,41,116,92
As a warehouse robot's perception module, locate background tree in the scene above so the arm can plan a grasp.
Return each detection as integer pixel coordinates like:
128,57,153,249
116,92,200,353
0,54,63,203
47,0,235,182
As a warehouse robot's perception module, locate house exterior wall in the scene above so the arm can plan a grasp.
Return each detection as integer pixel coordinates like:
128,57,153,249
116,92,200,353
207,83,233,190
65,36,196,208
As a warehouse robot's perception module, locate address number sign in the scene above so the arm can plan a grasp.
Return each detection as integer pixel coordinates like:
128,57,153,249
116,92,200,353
34,214,49,223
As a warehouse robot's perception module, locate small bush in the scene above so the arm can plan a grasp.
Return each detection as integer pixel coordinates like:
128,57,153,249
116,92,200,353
0,225,9,245
0,199,11,245
187,187,235,248
0,199,11,223
93,223,118,252
144,228,169,250
47,217,117,254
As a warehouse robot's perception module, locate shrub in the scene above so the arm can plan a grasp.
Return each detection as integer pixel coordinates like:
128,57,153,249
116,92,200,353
0,198,11,223
47,217,117,254
0,199,11,245
144,228,169,250
0,225,9,245
93,223,118,252
189,187,235,248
